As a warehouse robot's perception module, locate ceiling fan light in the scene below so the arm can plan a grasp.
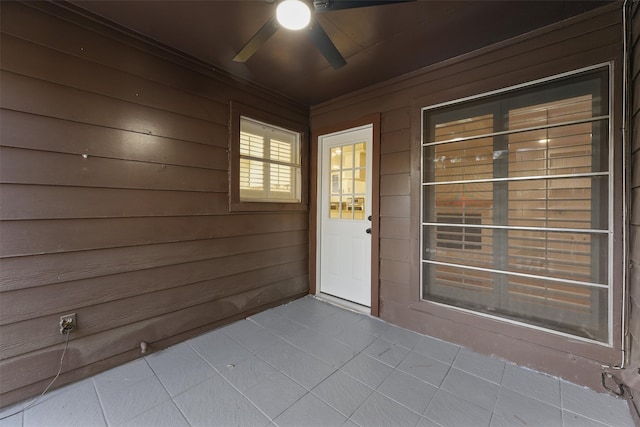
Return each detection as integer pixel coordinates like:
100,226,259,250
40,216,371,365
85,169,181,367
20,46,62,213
276,0,311,31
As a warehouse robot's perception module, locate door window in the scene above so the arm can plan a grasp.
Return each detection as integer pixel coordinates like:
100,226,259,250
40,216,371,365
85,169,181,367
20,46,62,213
329,142,367,220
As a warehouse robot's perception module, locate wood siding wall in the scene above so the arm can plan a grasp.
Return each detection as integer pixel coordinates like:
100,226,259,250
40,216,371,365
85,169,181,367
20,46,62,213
0,2,309,407
630,0,640,369
628,0,640,418
312,4,623,391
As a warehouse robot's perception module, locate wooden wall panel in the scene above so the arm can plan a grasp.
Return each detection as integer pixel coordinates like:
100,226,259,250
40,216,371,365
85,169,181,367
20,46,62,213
0,213,308,257
380,174,411,196
0,147,228,192
1,275,308,394
0,185,229,220
311,4,624,391
0,1,309,407
1,231,306,292
1,110,228,170
2,251,307,359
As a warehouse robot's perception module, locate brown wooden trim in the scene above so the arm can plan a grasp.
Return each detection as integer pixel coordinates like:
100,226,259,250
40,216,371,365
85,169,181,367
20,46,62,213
371,115,381,316
310,113,381,316
229,101,309,212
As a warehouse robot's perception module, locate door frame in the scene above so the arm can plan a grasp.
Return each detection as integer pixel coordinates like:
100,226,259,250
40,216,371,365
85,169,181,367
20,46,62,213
309,114,381,316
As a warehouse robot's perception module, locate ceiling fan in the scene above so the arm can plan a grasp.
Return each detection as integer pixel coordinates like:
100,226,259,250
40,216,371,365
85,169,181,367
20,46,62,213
233,0,415,69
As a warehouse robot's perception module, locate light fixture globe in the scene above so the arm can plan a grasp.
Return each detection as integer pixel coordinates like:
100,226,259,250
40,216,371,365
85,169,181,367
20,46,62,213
276,0,311,31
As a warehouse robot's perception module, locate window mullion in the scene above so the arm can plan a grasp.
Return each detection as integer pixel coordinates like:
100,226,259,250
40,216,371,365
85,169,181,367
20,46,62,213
494,103,510,309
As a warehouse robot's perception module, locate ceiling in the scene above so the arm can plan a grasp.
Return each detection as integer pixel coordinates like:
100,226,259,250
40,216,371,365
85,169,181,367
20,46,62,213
69,0,611,107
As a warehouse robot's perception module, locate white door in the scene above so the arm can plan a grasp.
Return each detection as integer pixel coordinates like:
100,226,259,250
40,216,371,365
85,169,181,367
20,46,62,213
318,125,372,307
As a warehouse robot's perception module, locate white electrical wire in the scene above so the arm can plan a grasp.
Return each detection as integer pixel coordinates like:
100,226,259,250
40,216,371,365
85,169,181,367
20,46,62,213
0,331,71,421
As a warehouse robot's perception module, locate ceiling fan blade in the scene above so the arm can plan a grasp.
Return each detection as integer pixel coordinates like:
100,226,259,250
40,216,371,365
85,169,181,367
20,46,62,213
233,16,279,62
313,0,415,12
307,19,346,69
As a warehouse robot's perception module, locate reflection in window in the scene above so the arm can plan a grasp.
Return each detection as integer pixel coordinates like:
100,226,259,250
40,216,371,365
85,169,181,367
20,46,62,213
329,142,366,220
421,67,610,342
240,117,301,202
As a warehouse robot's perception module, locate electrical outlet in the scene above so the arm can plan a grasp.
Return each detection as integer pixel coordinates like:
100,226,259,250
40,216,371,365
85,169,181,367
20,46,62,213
59,313,76,334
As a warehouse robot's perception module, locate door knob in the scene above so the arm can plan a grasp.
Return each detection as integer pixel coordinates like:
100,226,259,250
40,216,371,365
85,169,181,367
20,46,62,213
368,215,372,221
366,228,372,234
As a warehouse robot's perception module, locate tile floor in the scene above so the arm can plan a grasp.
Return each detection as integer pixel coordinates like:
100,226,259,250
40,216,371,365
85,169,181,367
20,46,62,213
0,296,635,427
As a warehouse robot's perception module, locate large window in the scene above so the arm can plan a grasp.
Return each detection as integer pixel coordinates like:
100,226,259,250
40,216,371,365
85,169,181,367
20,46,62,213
239,117,301,203
421,67,611,342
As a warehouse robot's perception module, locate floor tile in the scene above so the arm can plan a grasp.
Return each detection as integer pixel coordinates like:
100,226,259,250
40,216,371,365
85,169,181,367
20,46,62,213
489,414,517,427
341,353,394,389
424,390,492,427
274,393,346,427
494,388,562,427
334,323,378,352
95,375,170,426
173,374,269,427
363,338,410,368
501,363,560,407
119,400,189,427
308,309,364,338
562,411,610,427
253,314,308,340
23,380,106,427
221,319,282,353
397,351,451,387
413,336,460,365
219,354,279,393
244,371,307,420
4,296,635,427
248,307,283,325
92,358,155,392
377,370,438,415
188,329,253,371
312,371,374,418
279,303,333,328
416,417,443,427
290,297,344,318
0,411,22,427
285,328,357,368
351,315,389,337
440,368,499,411
380,323,422,350
145,342,216,396
257,340,335,389
560,382,634,427
452,348,505,384
284,295,319,311
350,392,421,427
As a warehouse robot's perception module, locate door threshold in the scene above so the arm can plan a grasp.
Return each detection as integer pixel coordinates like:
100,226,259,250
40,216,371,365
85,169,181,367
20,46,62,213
316,293,371,315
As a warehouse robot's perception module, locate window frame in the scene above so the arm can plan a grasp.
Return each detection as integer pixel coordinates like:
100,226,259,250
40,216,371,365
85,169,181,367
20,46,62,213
416,63,621,352
229,102,308,212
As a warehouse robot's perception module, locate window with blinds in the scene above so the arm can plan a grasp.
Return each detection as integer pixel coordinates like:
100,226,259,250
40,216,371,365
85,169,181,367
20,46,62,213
240,116,301,202
421,67,610,342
